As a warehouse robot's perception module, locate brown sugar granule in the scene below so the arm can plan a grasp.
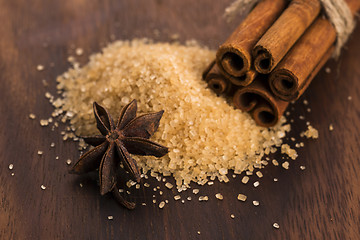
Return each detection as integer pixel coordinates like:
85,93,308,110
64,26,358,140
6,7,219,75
54,39,289,190
301,125,319,139
281,144,298,160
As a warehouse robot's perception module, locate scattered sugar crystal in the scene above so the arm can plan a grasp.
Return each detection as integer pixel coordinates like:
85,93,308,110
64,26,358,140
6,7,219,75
329,124,334,131
11,173,15,176
215,193,223,200
40,119,49,126
273,223,280,229
207,181,214,186
107,216,113,220
237,194,247,201
281,144,298,160
42,79,48,86
256,171,263,178
165,200,169,203
187,197,192,201
348,96,352,101
181,200,185,203
274,178,278,182
253,200,259,206
75,48,84,56
241,176,249,184
165,182,174,189
302,125,319,139
80,183,83,187
192,189,199,194
174,195,181,200
142,203,147,206
159,191,163,195
41,185,46,190
37,151,43,155
282,161,290,170
300,165,306,170
303,100,308,105
246,171,253,176
159,201,165,209
325,67,331,73
197,231,201,235
272,159,279,166
50,142,55,147
153,199,156,204
230,214,235,219
199,196,208,202
29,113,36,119
253,181,260,187
37,65,44,71
66,159,72,165
144,183,150,187
8,164,14,170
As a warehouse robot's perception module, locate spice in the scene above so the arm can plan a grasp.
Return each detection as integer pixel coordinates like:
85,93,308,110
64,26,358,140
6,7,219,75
217,0,286,78
202,61,233,95
253,0,321,73
55,39,290,189
70,101,168,209
232,75,289,127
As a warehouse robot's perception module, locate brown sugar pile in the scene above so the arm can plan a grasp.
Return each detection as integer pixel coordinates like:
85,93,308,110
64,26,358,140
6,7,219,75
53,39,291,190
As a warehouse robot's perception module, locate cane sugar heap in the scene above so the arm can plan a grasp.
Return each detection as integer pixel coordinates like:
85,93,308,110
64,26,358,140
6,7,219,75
54,39,291,190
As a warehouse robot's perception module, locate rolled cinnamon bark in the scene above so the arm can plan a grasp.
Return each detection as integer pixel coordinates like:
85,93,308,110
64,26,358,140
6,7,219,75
203,61,233,95
228,70,257,86
269,0,360,101
253,0,321,74
233,76,288,127
216,0,287,78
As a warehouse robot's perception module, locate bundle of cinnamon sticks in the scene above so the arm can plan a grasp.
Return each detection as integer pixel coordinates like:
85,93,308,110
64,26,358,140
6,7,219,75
204,0,360,127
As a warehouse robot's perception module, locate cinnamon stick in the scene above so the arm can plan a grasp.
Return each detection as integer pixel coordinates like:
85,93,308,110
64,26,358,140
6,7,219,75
269,0,360,101
203,60,233,95
253,0,321,74
233,76,288,127
228,69,257,86
216,0,287,78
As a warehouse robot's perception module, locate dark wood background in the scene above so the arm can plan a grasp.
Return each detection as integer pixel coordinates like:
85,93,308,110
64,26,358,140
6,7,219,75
1,0,360,239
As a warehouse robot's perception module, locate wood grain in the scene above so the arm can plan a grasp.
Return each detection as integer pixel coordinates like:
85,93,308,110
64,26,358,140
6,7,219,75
1,0,360,239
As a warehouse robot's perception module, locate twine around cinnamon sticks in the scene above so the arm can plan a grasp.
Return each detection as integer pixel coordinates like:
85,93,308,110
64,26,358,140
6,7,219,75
204,0,360,127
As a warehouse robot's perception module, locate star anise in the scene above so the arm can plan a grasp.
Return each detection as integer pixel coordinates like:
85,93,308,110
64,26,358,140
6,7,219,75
70,100,168,209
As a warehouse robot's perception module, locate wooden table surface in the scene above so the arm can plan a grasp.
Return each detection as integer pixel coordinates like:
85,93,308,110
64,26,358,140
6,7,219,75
1,0,360,239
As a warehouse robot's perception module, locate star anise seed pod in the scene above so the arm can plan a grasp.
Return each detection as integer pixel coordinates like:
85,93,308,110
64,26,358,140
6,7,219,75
70,100,168,209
